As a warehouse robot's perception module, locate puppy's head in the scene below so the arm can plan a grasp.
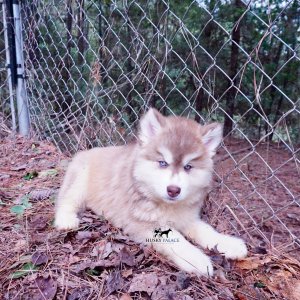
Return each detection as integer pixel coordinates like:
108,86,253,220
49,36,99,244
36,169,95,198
133,108,222,204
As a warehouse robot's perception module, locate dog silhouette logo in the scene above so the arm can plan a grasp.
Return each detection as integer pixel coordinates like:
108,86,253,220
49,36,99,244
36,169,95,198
153,228,173,238
145,227,179,243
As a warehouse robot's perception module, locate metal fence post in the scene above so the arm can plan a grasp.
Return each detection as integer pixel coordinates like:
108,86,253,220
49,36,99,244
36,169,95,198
12,0,29,136
4,0,30,136
2,0,16,132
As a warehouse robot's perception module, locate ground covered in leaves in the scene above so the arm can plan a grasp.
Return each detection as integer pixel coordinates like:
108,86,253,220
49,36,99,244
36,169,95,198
0,135,300,300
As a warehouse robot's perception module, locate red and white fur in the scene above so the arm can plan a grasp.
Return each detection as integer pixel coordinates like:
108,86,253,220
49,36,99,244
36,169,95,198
55,108,247,276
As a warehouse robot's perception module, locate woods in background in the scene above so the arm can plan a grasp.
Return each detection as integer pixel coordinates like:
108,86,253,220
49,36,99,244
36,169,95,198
16,0,300,147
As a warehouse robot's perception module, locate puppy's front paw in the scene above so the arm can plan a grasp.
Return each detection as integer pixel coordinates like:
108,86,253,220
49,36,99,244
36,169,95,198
174,248,214,277
54,212,80,230
216,235,247,260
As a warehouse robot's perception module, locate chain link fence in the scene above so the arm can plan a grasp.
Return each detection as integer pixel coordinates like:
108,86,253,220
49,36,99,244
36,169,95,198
0,2,13,137
1,0,300,253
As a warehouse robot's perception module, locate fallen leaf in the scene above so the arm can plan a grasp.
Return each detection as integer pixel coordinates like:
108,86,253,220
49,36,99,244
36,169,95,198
234,292,248,300
151,283,177,300
111,242,125,253
38,169,58,178
9,262,39,279
29,189,53,201
119,246,135,266
236,256,271,270
74,258,120,273
128,273,158,295
91,240,112,259
106,270,124,294
75,231,101,242
32,251,49,266
176,271,190,290
11,164,27,171
8,255,32,269
119,294,133,300
11,196,32,215
121,269,132,278
220,287,234,299
67,288,91,300
215,269,230,284
14,239,27,251
29,215,49,230
74,260,93,273
68,255,81,265
35,276,57,300
62,243,75,254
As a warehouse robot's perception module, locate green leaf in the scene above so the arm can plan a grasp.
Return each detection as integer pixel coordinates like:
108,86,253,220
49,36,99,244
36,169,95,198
10,196,32,215
38,169,58,178
254,281,266,288
9,262,38,279
10,205,25,215
86,268,101,276
23,171,38,180
21,196,32,209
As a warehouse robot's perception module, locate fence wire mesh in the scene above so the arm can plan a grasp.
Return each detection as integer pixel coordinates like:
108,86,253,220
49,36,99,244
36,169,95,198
1,0,300,254
0,2,13,137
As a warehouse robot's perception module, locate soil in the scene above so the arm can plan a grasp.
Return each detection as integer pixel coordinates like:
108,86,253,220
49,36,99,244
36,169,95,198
0,134,299,300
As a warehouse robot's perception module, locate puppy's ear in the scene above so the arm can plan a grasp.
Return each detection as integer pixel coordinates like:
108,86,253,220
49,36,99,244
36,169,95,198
202,123,223,157
139,108,165,144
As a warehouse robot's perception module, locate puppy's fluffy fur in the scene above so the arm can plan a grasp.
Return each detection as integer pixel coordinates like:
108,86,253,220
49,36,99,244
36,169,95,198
55,109,247,276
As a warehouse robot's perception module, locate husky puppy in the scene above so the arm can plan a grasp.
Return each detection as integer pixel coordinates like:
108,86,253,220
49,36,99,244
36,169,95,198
55,108,247,276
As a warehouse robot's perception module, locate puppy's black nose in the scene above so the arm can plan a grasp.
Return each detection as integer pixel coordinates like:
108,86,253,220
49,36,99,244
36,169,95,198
167,185,181,198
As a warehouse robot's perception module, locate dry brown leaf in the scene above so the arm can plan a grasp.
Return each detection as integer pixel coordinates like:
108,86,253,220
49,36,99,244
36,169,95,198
234,292,248,300
14,239,27,251
91,240,112,259
119,294,133,300
215,269,231,284
119,246,135,266
75,231,101,242
128,272,158,295
34,276,57,300
111,242,125,253
29,215,49,230
175,271,190,290
121,268,133,278
11,164,27,171
235,256,271,270
106,270,124,295
68,255,81,265
29,189,53,201
67,287,91,300
31,251,49,266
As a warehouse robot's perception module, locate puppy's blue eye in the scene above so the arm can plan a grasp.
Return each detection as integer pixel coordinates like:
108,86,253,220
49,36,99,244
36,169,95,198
159,161,168,168
184,164,192,171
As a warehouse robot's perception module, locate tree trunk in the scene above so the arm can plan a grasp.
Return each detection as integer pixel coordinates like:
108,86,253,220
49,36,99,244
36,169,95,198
64,0,73,81
223,0,243,136
77,0,85,66
59,0,73,117
24,3,40,67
